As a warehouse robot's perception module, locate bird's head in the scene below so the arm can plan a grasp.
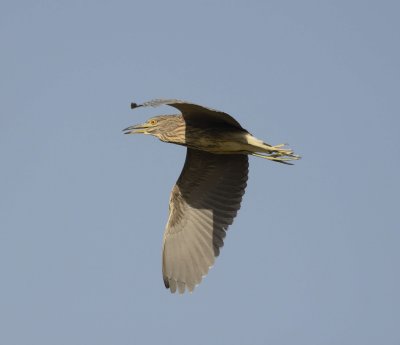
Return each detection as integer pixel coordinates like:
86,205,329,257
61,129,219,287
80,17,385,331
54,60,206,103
123,114,185,143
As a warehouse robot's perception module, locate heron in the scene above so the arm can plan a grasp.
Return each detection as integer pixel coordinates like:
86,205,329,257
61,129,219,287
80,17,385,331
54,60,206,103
123,99,300,294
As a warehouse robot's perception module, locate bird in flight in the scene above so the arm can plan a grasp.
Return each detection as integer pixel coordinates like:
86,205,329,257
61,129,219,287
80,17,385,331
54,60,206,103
124,99,300,294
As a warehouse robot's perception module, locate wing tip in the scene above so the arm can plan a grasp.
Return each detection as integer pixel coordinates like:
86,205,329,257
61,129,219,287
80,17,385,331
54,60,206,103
163,276,201,295
163,276,170,289
131,98,186,109
130,102,143,109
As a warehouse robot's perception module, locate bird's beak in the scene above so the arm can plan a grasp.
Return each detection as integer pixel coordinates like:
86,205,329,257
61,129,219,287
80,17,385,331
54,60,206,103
123,123,149,135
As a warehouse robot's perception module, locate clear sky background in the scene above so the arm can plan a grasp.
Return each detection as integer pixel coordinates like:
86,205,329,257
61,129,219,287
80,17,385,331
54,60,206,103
1,1,399,344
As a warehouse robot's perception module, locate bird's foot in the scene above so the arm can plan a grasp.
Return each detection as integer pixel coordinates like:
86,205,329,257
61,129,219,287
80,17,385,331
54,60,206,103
252,144,301,164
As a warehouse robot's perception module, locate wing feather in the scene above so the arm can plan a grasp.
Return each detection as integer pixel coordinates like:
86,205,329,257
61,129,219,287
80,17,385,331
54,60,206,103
162,148,248,293
138,99,245,130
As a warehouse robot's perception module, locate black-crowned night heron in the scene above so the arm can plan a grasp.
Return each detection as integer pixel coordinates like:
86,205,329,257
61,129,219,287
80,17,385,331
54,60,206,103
123,99,300,294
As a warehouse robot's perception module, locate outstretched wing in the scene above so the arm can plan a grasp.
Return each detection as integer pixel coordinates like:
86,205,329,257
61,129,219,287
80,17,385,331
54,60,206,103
134,99,245,130
162,148,248,293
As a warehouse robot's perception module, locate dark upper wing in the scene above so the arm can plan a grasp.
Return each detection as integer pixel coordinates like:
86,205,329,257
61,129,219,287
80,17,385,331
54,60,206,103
162,148,248,293
137,99,245,130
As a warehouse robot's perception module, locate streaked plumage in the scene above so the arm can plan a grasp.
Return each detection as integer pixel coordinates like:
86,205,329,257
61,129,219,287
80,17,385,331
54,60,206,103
123,99,300,294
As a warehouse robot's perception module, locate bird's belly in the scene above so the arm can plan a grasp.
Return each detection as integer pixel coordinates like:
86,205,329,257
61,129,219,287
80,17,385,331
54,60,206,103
186,133,262,154
209,141,250,153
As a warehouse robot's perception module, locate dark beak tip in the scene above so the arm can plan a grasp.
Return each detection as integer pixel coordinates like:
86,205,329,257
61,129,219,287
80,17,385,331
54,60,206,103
122,126,134,134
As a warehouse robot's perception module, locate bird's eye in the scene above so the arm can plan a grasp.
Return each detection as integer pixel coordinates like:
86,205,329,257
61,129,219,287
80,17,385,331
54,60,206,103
149,120,157,125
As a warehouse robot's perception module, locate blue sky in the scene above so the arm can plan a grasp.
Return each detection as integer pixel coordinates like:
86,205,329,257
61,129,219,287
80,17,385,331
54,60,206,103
1,1,399,344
